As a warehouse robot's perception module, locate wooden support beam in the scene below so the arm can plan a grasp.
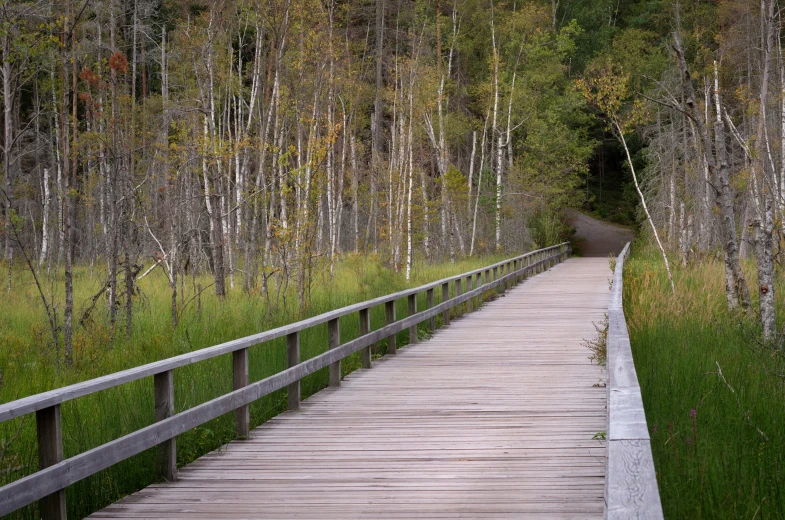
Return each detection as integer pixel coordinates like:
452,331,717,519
154,370,176,482
441,283,450,326
36,405,66,520
359,308,372,369
385,301,397,355
328,318,341,386
232,348,249,438
455,278,463,316
427,289,435,332
408,294,418,344
287,332,300,409
466,275,473,312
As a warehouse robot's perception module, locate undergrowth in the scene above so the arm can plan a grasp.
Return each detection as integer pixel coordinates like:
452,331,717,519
625,245,785,519
0,252,510,519
584,313,608,367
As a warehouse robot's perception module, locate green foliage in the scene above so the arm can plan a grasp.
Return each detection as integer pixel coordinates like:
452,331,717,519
625,247,785,519
0,253,514,519
528,208,568,248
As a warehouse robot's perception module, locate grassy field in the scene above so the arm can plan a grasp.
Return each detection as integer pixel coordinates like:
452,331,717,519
0,252,513,519
624,246,785,519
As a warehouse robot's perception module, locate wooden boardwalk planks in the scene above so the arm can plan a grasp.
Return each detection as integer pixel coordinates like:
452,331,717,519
89,257,611,520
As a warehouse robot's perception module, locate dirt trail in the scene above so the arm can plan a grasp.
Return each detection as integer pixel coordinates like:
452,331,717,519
569,211,635,257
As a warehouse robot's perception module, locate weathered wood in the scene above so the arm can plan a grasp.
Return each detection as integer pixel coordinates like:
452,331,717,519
2,269,567,517
466,275,473,312
385,301,397,355
441,283,450,326
287,332,300,410
606,440,663,519
604,242,663,519
36,405,66,520
0,243,568,424
154,370,176,482
408,294,418,344
455,278,463,317
359,308,372,369
328,318,341,386
426,289,435,332
232,349,250,438
86,256,607,520
0,246,574,518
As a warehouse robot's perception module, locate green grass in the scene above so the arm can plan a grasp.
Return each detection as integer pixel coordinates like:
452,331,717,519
624,246,785,519
0,252,513,519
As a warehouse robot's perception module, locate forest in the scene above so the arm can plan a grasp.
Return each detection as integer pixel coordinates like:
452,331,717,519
0,0,594,367
3,0,785,518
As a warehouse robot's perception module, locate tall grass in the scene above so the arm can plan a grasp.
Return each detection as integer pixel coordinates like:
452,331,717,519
624,246,785,519
0,252,510,519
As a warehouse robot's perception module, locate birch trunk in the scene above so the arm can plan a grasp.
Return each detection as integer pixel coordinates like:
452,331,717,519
674,35,750,309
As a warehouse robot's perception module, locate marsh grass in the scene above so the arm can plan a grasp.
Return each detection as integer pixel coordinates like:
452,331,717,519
0,252,509,519
625,246,785,519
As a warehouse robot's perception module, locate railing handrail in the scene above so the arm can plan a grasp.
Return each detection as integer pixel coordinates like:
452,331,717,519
0,243,571,518
604,242,664,519
0,243,566,423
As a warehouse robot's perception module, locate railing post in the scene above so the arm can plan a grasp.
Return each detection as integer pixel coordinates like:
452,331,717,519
455,278,462,317
385,300,397,354
476,272,482,306
510,260,516,287
328,318,341,386
233,348,249,438
359,308,372,369
466,275,473,312
441,282,450,326
427,288,435,332
493,266,499,293
154,370,176,482
408,294,418,344
36,404,66,520
287,331,300,409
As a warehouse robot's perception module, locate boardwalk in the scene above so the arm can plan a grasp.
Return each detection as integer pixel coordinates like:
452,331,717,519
89,258,611,519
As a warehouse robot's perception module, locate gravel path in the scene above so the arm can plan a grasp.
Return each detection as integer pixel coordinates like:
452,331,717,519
569,211,635,257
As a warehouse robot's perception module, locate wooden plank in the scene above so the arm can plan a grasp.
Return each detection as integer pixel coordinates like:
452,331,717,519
232,348,249,438
408,294,418,344
604,243,663,519
426,289,435,332
385,301,396,355
466,275,473,312
442,282,450,326
455,278,463,317
154,371,176,482
605,440,663,519
0,244,569,424
36,404,66,520
84,256,612,520
287,332,300,410
328,318,341,387
359,308,372,369
0,248,572,517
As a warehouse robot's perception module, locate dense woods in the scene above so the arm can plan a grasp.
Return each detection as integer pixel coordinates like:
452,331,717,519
4,0,785,358
0,0,592,365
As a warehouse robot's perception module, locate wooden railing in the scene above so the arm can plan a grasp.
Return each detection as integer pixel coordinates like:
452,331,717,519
605,242,663,519
0,243,571,519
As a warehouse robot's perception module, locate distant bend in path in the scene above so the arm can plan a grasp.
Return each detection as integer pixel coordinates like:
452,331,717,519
569,211,634,257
